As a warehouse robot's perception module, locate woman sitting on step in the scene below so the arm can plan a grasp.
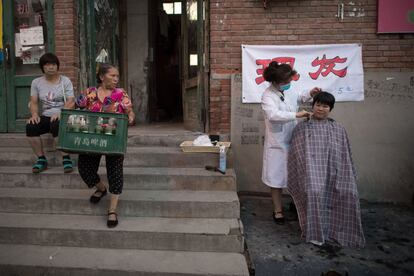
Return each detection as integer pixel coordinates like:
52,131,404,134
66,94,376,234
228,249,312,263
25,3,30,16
76,63,135,228
26,53,75,174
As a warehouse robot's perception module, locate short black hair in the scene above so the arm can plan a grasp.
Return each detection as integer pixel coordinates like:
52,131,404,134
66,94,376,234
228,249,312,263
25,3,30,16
312,91,335,111
263,61,297,84
39,53,60,73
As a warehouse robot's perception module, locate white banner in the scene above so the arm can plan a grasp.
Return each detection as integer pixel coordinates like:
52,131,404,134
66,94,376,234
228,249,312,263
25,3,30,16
241,44,364,103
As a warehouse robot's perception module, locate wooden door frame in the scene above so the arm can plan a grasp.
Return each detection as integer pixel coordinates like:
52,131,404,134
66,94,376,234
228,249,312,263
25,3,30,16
203,0,210,132
0,0,6,131
148,0,157,122
181,0,209,132
0,46,6,132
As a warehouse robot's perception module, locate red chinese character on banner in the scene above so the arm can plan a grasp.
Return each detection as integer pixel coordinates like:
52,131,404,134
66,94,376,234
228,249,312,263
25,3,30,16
255,57,300,85
309,54,348,80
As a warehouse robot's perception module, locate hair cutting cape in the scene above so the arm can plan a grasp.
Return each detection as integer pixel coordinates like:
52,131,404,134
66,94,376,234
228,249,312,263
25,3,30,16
288,118,365,248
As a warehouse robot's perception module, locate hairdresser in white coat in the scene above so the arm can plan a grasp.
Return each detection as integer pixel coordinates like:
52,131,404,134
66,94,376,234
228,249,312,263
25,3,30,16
261,61,321,224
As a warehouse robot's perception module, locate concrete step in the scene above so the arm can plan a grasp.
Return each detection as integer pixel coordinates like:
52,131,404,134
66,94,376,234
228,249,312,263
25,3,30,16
0,131,201,147
127,133,200,147
0,212,244,253
0,188,240,218
0,133,54,149
0,147,231,168
0,166,236,191
0,244,249,276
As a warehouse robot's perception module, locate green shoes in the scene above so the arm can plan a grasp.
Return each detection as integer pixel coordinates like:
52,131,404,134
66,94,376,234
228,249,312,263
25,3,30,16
32,157,48,173
62,155,73,173
32,155,73,173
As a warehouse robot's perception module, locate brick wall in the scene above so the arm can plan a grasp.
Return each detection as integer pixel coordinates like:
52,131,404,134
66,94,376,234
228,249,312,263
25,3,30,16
54,0,79,92
209,0,414,134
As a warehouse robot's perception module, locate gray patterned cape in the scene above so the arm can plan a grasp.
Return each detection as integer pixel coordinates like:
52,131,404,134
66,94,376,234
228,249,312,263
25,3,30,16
288,118,365,248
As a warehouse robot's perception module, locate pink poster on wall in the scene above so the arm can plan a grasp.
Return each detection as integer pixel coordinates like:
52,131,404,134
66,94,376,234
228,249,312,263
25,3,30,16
377,0,414,33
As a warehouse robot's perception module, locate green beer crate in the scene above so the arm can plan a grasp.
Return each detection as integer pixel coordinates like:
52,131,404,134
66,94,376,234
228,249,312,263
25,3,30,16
57,109,128,155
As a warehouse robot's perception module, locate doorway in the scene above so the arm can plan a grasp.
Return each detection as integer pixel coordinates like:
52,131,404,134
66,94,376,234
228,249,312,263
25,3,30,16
151,1,183,123
122,0,207,130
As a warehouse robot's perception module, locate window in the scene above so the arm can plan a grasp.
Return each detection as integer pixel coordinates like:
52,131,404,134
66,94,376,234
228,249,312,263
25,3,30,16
163,2,182,15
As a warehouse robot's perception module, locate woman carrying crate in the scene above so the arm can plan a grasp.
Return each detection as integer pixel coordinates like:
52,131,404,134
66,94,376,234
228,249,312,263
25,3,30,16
76,63,135,228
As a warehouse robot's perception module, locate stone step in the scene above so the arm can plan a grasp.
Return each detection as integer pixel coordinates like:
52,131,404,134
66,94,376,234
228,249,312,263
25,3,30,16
0,166,236,191
127,133,201,147
0,147,231,168
0,188,240,218
0,131,201,147
0,212,244,253
0,133,55,148
0,244,249,276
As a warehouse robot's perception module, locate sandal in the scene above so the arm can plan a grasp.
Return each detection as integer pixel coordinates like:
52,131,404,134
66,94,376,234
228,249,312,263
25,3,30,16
107,210,118,228
32,156,48,173
273,211,285,225
89,188,107,204
62,155,73,173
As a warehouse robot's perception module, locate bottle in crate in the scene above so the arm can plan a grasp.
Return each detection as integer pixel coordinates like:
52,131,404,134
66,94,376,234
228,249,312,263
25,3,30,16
72,115,81,132
67,115,76,132
95,117,104,134
105,117,117,135
79,115,89,133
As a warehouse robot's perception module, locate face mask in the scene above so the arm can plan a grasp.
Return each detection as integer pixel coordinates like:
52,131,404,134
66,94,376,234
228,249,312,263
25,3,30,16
279,83,291,91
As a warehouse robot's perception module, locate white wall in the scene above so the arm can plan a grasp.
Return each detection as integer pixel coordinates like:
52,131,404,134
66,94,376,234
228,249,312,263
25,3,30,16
126,0,149,123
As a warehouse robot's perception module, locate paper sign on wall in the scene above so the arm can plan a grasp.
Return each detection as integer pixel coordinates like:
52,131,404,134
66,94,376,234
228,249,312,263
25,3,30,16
242,44,364,103
15,33,23,56
20,26,44,46
15,33,45,64
21,46,44,64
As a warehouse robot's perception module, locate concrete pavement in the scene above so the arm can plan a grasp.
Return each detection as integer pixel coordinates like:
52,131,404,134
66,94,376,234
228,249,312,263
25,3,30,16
240,195,414,276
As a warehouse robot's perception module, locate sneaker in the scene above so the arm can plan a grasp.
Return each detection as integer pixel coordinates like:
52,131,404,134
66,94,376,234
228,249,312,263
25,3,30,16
32,156,48,173
62,155,73,173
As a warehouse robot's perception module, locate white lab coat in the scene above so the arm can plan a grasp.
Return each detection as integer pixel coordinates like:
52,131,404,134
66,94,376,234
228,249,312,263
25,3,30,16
261,85,311,188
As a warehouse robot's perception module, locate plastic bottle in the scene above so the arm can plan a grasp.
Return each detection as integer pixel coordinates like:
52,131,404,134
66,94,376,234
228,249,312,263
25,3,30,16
218,145,226,174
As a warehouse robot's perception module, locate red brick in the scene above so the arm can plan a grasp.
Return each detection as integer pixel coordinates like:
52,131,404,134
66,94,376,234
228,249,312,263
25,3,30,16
54,0,79,90
209,0,414,133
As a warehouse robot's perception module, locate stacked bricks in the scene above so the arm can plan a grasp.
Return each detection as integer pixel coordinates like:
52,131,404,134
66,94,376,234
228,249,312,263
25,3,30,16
54,0,79,93
209,0,414,134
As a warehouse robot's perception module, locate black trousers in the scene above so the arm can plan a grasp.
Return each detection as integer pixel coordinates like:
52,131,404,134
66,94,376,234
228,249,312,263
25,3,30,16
26,116,59,137
78,154,124,195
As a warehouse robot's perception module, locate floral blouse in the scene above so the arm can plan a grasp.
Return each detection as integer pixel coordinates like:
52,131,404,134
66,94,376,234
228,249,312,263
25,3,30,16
76,87,132,114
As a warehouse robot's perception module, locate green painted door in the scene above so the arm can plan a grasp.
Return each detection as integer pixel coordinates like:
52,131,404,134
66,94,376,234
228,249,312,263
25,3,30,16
79,0,119,89
0,0,54,132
